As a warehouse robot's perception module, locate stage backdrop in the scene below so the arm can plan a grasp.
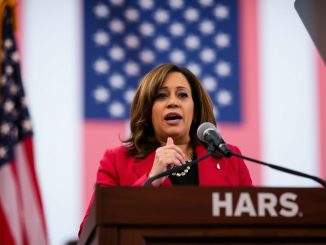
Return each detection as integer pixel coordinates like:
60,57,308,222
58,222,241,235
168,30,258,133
21,0,325,244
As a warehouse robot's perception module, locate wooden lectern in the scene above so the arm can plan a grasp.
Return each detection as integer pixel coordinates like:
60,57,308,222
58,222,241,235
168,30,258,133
78,186,326,245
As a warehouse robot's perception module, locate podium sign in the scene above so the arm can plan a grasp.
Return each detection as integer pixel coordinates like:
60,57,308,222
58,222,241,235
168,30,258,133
78,186,326,244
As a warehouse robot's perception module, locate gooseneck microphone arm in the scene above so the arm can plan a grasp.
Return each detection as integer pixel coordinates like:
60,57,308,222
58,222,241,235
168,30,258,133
230,151,326,188
197,122,326,189
143,144,215,187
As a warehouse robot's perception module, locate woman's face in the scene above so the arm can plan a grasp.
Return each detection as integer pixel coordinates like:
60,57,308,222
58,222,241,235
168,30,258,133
151,71,194,144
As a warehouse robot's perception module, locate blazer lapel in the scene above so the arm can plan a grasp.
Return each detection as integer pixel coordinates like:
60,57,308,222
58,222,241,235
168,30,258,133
196,145,231,186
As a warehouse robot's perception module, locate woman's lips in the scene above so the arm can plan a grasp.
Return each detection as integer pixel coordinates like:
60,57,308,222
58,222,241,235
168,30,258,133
164,112,182,125
164,112,182,120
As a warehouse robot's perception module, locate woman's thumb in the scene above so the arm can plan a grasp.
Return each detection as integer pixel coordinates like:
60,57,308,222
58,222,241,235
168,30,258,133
166,137,174,145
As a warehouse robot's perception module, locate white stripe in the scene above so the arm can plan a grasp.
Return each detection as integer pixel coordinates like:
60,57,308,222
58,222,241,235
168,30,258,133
259,0,319,186
23,0,81,244
15,142,47,245
0,164,23,245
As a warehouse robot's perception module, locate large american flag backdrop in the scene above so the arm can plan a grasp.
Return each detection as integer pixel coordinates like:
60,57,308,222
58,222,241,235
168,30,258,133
82,0,326,210
0,3,47,245
82,0,262,208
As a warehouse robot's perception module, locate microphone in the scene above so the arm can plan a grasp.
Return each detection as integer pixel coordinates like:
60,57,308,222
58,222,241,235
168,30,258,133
197,122,326,188
197,122,231,157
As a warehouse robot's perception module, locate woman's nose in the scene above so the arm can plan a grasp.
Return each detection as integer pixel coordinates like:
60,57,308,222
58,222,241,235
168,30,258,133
167,95,179,108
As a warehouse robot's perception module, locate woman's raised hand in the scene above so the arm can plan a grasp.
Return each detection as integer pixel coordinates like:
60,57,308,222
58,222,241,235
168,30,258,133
149,137,186,186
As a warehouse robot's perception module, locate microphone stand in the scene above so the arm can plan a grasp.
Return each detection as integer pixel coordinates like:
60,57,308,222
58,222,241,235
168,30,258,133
143,144,215,187
230,151,326,188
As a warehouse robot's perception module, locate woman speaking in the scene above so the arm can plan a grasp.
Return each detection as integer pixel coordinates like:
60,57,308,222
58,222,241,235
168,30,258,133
79,63,252,235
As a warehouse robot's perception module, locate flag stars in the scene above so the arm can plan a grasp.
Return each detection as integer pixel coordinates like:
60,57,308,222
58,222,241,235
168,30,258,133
202,76,218,92
214,5,229,20
86,1,239,121
108,101,125,117
110,0,124,6
123,88,136,104
139,49,155,63
169,50,185,64
124,34,140,49
21,96,28,107
216,61,231,77
184,8,199,22
109,74,125,89
4,100,14,113
0,146,7,159
1,123,11,135
199,0,214,7
186,63,201,76
169,0,184,9
22,119,33,132
139,0,154,10
125,8,140,22
10,83,19,95
200,48,216,63
109,46,125,61
109,19,125,33
216,89,232,106
184,35,200,50
215,33,230,48
153,9,170,23
199,20,215,35
93,31,109,46
93,58,109,74
124,61,140,76
5,65,13,75
11,51,19,62
154,36,170,51
4,38,13,49
93,86,110,103
139,22,155,37
169,22,185,37
93,3,109,18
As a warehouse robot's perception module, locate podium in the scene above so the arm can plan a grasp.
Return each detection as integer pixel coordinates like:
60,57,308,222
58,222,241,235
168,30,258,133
78,186,326,245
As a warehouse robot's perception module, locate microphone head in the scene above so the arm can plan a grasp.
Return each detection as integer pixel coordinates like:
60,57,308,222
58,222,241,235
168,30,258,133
197,122,217,143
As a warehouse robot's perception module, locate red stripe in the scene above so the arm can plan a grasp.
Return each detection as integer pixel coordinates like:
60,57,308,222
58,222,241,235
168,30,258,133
8,160,27,245
83,121,127,211
22,137,48,239
0,203,15,245
317,56,326,179
220,0,262,185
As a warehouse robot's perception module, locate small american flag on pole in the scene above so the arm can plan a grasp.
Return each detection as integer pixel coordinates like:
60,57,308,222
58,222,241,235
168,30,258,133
0,4,47,245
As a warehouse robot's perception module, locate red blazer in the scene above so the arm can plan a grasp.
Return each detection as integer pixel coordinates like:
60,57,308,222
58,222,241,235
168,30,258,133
79,144,252,235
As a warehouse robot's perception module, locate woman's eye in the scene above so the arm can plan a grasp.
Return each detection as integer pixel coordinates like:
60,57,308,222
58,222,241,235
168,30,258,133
156,92,167,99
179,92,188,98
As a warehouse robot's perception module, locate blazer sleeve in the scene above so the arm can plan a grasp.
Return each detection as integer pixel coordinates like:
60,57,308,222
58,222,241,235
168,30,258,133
79,149,120,237
79,148,152,236
97,149,120,186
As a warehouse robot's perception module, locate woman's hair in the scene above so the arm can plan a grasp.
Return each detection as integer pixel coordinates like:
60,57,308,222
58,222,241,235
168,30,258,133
123,63,222,159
